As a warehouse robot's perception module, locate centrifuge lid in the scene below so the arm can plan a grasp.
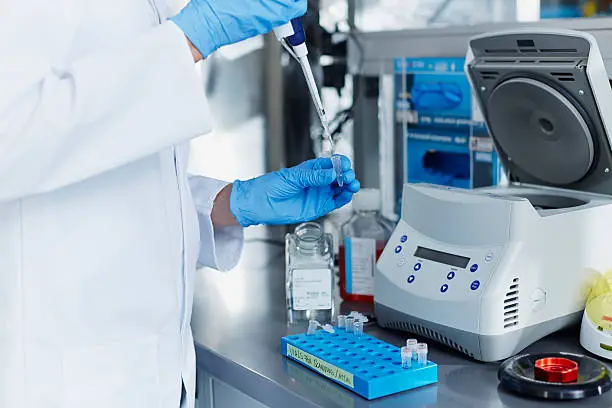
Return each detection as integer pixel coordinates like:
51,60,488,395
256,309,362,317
467,30,612,195
486,77,594,185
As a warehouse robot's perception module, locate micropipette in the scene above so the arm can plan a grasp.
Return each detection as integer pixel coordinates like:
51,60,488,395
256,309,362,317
273,19,343,187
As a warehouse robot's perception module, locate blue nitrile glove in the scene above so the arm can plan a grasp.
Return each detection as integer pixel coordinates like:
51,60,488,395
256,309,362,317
230,156,361,227
170,0,307,58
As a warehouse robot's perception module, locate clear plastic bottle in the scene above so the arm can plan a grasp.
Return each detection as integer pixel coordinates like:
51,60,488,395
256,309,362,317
339,189,394,303
286,222,334,324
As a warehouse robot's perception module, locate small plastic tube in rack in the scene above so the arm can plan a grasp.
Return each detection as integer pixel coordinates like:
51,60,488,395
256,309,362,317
417,343,428,366
353,320,364,337
321,324,335,334
401,346,412,369
307,320,319,336
407,339,418,361
337,315,347,330
345,316,355,333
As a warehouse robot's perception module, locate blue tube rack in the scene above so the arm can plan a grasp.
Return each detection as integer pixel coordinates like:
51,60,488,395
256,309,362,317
281,328,438,400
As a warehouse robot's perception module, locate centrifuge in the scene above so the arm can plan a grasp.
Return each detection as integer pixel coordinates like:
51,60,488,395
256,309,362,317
376,28,612,362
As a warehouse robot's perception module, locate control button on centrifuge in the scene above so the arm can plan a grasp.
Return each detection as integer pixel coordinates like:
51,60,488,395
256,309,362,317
395,246,402,254
447,271,455,280
407,275,415,284
470,264,479,273
485,252,494,263
440,284,449,293
400,235,408,243
471,280,480,291
414,263,422,271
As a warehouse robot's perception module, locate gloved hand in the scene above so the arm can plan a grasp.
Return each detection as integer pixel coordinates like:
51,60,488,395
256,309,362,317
230,155,360,227
170,0,307,58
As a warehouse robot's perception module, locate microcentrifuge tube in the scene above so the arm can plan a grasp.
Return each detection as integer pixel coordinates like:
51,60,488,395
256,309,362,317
407,339,418,360
417,343,428,366
337,315,347,330
331,155,343,187
345,316,355,333
307,320,319,336
401,346,412,369
321,324,335,334
353,320,364,337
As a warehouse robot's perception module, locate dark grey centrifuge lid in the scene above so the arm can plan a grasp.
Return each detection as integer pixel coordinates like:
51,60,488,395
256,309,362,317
487,77,594,185
467,31,612,195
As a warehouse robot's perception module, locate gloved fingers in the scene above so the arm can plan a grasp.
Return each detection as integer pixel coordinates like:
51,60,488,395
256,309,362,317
346,179,361,193
342,169,356,185
286,0,308,17
313,157,334,170
338,155,352,172
290,168,336,188
332,178,360,197
334,190,354,209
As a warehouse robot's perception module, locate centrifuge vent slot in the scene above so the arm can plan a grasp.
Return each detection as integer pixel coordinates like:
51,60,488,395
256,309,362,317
480,71,499,80
551,72,575,82
485,49,516,54
503,278,519,328
383,321,474,358
540,48,578,53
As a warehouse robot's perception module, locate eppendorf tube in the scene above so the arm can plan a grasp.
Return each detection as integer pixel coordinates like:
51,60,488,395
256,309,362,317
307,320,319,336
331,155,343,187
353,320,364,337
407,339,418,361
401,346,412,369
337,315,347,330
417,343,428,366
345,316,355,333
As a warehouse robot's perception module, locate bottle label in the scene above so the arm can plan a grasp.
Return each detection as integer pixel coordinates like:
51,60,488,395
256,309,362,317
345,237,376,295
292,269,332,311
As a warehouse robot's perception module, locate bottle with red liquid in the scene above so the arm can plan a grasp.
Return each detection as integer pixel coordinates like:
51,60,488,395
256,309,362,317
339,189,394,303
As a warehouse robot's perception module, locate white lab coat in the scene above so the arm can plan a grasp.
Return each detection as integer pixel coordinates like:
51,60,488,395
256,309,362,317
0,1,243,407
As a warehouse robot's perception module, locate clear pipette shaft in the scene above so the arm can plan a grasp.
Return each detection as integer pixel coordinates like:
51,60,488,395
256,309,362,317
298,55,334,149
297,55,343,186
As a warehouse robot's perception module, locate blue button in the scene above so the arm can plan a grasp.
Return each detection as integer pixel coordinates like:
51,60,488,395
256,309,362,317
471,280,480,291
470,264,479,273
447,271,455,280
395,246,402,254
407,275,415,284
414,263,422,271
400,235,408,243
440,284,449,293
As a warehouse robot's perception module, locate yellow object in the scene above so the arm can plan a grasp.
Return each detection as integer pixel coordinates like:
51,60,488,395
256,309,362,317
583,1,598,17
585,271,612,330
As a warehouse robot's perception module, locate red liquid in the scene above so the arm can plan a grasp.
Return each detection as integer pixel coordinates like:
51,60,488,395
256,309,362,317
338,241,386,303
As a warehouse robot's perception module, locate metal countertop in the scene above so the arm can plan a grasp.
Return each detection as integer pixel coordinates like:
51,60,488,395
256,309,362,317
191,229,612,408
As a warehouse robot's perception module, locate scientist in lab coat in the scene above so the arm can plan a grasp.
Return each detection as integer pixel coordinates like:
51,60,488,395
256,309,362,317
0,1,360,407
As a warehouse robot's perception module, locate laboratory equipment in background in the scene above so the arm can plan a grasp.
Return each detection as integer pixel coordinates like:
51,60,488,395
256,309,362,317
541,0,612,19
339,189,394,303
581,271,612,359
394,57,501,213
376,28,612,362
286,222,334,324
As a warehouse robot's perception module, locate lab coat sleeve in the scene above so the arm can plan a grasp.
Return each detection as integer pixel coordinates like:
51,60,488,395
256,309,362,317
188,175,244,271
0,6,210,202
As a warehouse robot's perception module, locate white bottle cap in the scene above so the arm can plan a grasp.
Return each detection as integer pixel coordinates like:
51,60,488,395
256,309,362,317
352,188,381,212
